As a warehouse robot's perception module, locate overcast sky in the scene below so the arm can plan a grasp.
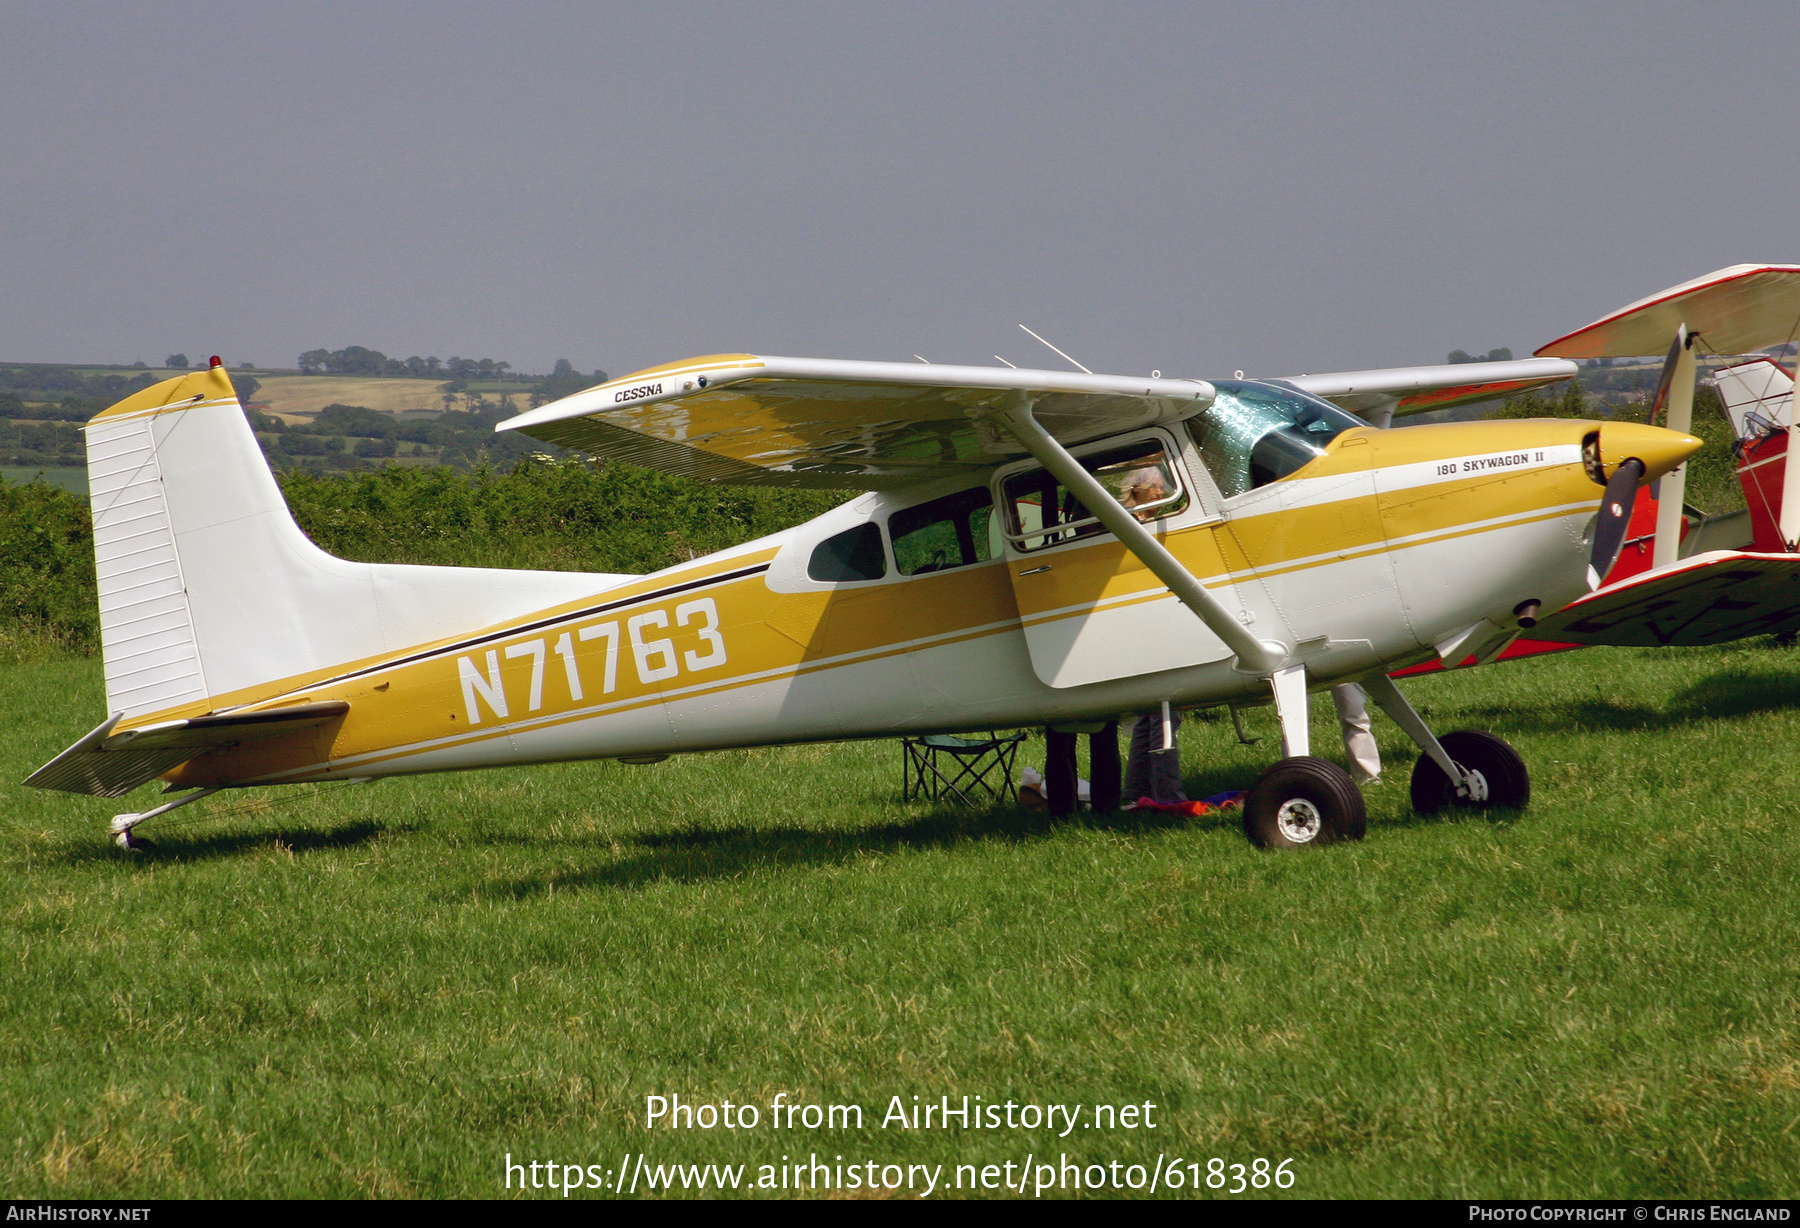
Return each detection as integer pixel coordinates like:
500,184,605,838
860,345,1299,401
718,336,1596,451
2,1,1793,380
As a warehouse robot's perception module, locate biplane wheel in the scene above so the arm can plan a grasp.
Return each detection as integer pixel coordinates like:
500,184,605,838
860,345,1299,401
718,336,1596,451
1243,756,1366,849
1409,730,1529,814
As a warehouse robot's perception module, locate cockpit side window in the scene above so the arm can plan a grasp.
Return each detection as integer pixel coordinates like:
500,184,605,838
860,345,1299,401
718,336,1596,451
1000,437,1188,552
1187,380,1365,498
890,487,995,576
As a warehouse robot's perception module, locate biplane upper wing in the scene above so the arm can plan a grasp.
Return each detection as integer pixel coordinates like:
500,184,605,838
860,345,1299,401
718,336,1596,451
1529,550,1800,647
1536,264,1800,358
1282,357,1578,420
497,354,1214,489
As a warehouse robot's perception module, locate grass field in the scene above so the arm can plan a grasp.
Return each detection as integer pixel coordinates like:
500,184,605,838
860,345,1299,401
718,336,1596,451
5,642,1800,1199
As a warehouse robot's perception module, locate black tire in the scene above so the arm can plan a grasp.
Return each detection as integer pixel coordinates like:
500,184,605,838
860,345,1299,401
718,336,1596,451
1243,756,1367,849
1409,730,1529,814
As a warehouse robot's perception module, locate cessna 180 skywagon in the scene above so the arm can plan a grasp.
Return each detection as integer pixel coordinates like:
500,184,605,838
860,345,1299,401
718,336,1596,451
26,338,1701,850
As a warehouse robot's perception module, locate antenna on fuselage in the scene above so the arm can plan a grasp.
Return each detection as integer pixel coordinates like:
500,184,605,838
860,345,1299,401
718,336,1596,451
1018,324,1092,374
993,355,1019,368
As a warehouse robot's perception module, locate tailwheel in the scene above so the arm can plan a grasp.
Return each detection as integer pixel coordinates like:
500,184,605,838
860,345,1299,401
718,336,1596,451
1243,756,1366,849
1409,730,1529,814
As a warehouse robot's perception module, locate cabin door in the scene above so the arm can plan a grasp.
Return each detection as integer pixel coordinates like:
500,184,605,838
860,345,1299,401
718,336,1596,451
998,430,1241,689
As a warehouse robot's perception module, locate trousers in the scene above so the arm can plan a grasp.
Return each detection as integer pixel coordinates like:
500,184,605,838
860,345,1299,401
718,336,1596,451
1123,710,1185,804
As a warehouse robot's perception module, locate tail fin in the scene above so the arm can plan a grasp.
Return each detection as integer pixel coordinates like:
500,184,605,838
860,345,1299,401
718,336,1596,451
1713,358,1792,439
85,361,624,725
1713,359,1796,553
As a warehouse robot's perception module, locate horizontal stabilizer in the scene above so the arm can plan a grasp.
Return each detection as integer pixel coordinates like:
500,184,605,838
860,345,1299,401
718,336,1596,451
24,701,349,798
1530,551,1800,647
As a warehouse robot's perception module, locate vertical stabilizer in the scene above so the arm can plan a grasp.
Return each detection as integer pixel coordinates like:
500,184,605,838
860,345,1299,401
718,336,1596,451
85,367,238,720
1714,358,1793,439
83,363,628,725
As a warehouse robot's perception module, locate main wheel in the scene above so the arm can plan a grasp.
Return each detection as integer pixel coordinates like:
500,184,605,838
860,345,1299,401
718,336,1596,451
1243,756,1367,849
1409,730,1529,814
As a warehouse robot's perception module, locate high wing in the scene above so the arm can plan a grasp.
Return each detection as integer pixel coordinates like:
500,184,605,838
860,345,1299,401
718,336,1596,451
498,354,1213,490
1536,264,1800,358
25,702,350,798
1530,551,1800,647
1281,357,1578,421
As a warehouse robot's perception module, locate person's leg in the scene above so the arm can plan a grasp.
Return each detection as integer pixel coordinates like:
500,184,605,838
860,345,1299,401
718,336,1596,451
1088,721,1121,812
1045,728,1079,815
1123,714,1156,801
1149,709,1187,803
1332,683,1381,784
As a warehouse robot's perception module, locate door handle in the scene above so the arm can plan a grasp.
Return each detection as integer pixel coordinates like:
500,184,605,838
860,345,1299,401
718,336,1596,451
1019,565,1052,576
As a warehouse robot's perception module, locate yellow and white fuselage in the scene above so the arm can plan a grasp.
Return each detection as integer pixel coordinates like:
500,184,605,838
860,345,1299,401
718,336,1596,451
27,359,1697,808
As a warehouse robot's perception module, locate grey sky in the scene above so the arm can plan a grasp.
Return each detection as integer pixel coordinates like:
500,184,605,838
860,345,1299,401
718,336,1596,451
2,1,1793,381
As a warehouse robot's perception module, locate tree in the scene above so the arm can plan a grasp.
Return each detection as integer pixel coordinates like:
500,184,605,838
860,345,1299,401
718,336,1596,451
166,354,190,369
298,349,330,374
230,374,261,410
325,346,389,375
553,358,576,376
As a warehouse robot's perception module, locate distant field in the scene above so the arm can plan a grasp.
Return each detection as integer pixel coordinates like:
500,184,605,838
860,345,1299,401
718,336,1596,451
1,466,85,495
5,642,1800,1197
246,374,463,421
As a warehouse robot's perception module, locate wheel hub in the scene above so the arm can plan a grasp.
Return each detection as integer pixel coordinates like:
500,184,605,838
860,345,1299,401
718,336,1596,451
1456,767,1490,803
1276,797,1322,843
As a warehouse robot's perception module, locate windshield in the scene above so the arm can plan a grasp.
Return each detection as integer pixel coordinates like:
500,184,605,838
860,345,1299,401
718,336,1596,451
1187,380,1365,498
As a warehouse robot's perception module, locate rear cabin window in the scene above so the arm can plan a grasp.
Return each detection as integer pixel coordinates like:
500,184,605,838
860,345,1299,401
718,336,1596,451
807,523,887,582
889,487,996,576
1001,438,1187,552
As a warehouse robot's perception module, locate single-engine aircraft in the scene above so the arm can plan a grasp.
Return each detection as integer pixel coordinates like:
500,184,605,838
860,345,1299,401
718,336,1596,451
26,335,1701,850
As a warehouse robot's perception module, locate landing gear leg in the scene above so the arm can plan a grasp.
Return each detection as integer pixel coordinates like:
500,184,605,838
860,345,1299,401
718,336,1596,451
109,786,221,850
1269,664,1309,757
1360,673,1529,812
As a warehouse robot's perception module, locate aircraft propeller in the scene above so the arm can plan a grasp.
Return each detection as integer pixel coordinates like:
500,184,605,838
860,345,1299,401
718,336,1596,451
1588,457,1647,589
1644,324,1689,427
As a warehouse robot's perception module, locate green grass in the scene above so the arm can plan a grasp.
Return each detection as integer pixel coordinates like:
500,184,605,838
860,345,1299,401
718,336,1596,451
5,643,1800,1198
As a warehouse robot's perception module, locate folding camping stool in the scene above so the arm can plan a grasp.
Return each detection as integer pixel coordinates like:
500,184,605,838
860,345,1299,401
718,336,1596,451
901,731,1028,808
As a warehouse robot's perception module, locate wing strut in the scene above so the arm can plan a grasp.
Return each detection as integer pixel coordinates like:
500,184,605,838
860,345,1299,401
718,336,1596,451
1651,325,1698,569
1783,360,1800,551
987,394,1285,675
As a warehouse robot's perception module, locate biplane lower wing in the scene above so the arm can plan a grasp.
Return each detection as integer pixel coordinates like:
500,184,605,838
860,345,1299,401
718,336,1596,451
1529,551,1800,647
25,702,350,798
